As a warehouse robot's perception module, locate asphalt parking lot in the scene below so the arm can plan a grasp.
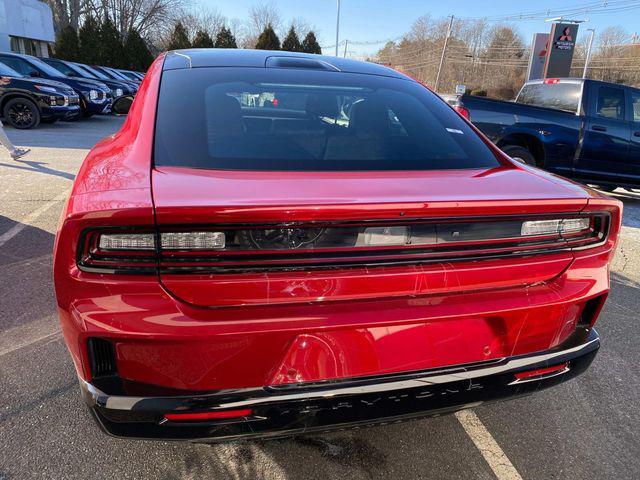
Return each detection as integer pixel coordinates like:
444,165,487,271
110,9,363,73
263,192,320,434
0,116,638,480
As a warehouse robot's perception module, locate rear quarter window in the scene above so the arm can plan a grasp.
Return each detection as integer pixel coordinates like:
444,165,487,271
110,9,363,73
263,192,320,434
516,83,581,113
154,67,500,171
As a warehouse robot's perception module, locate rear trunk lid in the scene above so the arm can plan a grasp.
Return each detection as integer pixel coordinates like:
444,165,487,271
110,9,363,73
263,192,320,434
152,166,589,307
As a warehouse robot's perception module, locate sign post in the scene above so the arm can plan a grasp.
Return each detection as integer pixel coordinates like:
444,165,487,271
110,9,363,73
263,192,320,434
526,33,549,81
543,22,580,78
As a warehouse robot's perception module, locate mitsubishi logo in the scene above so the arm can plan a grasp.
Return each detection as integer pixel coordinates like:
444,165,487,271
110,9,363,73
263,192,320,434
558,27,573,42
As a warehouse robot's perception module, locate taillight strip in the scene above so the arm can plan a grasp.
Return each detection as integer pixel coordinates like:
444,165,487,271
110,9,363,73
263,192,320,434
76,213,609,274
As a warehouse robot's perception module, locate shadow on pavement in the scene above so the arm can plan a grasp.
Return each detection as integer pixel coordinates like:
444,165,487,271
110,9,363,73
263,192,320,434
0,216,57,332
0,159,75,180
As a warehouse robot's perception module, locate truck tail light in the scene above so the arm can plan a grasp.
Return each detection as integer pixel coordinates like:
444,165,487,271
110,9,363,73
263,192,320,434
453,105,470,120
77,213,609,274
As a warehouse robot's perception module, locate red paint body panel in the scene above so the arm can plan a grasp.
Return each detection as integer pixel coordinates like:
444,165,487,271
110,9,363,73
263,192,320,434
53,52,622,395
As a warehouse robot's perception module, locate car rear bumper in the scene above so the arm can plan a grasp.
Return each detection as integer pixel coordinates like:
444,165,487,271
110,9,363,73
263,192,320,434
81,329,599,441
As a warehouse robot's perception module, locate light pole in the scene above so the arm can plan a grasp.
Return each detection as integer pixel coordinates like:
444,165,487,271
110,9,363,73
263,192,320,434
335,0,341,57
435,15,454,93
583,28,595,79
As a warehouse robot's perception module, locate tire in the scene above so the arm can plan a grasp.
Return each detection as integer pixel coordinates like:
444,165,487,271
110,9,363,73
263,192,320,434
502,145,536,166
79,98,94,118
3,97,40,129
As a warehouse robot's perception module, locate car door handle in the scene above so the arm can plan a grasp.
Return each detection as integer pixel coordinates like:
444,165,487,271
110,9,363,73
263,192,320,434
592,125,607,132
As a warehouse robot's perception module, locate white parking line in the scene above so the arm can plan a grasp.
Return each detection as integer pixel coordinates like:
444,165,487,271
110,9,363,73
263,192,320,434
0,190,69,248
455,410,524,480
0,331,61,357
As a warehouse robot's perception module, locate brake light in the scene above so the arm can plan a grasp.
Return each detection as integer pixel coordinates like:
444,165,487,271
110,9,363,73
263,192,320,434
543,78,561,84
77,213,608,274
454,105,470,120
514,362,569,381
164,409,253,422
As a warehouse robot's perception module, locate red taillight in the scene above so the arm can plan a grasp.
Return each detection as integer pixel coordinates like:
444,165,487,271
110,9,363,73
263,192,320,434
454,105,470,120
164,409,253,422
543,78,560,84
514,362,569,381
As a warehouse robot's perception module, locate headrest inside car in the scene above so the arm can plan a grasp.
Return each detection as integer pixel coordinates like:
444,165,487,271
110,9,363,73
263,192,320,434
306,93,340,118
208,94,243,135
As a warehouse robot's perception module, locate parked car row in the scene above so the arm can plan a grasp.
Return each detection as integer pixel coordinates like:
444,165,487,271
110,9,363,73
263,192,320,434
0,51,144,129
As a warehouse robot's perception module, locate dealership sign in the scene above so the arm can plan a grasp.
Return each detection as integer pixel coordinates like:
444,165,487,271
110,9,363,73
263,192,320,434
543,23,580,78
526,33,549,81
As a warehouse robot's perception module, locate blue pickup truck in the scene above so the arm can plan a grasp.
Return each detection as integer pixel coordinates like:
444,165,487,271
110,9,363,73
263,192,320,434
447,78,640,191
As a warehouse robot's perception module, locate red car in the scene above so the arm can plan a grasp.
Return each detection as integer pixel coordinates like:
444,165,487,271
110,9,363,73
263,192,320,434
54,50,621,441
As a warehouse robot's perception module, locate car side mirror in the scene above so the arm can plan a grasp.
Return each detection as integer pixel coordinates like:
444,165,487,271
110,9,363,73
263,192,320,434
112,95,134,115
28,71,40,77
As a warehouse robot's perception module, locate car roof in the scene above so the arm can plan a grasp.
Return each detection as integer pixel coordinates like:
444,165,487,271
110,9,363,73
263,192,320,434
162,49,406,79
0,52,35,61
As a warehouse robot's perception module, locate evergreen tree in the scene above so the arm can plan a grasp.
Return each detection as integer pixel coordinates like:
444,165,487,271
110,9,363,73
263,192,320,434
282,26,302,52
302,31,322,54
167,22,191,50
78,16,101,64
192,30,214,48
99,18,125,67
124,29,154,70
214,27,237,48
255,24,280,50
55,25,80,61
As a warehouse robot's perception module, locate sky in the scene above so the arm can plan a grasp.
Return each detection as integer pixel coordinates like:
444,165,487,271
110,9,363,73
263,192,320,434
196,0,640,56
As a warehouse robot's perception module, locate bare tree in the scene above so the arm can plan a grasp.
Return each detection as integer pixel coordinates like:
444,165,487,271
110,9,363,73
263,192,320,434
287,16,312,40
227,18,247,44
92,0,191,39
376,17,527,98
248,1,282,36
178,6,226,42
45,0,92,30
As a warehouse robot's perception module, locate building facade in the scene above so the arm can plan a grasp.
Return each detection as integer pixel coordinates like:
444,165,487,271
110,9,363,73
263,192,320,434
0,0,54,57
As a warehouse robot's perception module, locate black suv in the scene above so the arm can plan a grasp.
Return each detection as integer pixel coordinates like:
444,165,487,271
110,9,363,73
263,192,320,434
0,61,80,129
41,58,136,100
0,52,112,118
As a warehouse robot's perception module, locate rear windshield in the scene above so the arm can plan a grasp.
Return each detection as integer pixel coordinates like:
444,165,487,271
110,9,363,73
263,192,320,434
516,82,581,113
154,67,500,171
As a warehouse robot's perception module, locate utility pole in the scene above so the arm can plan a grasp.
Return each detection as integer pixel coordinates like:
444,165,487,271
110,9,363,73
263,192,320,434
435,15,454,93
335,0,341,57
343,39,348,57
583,28,595,79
